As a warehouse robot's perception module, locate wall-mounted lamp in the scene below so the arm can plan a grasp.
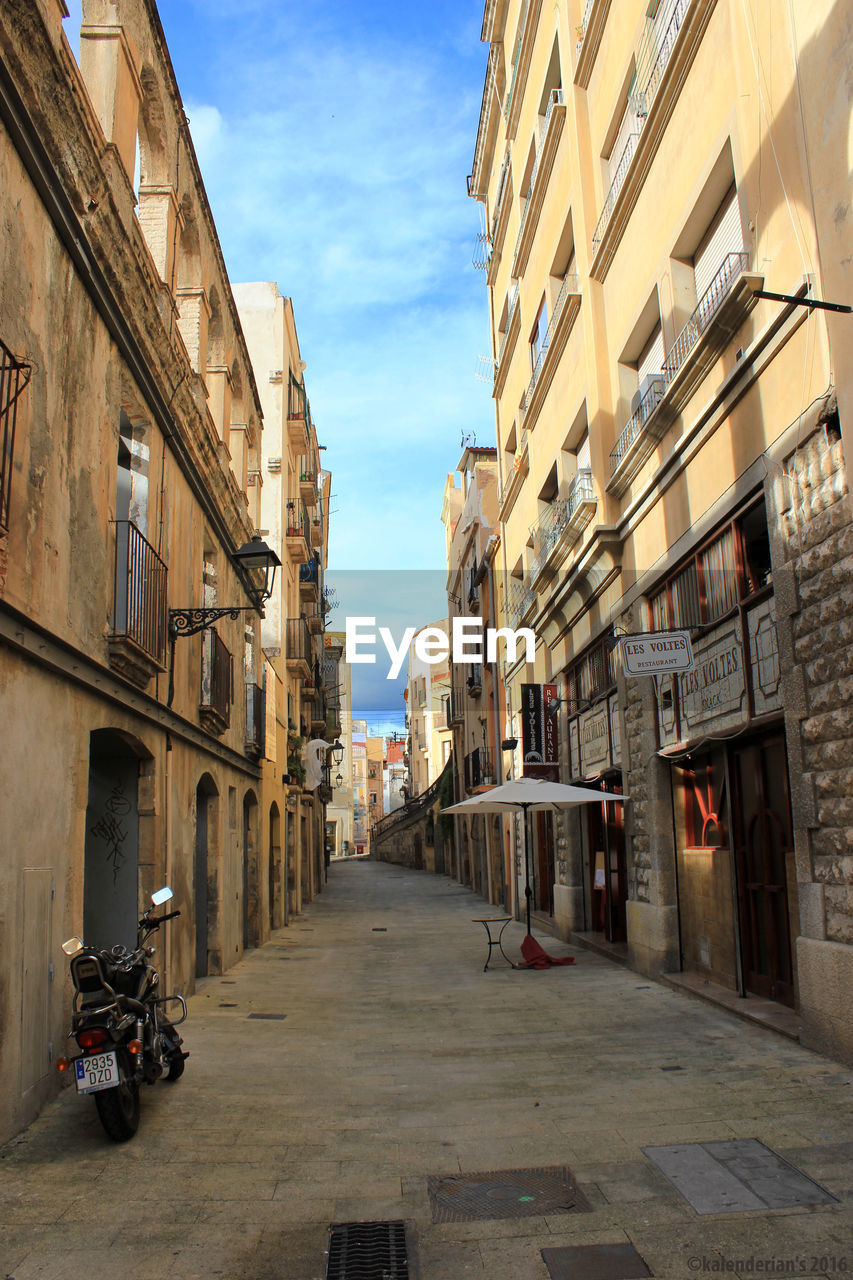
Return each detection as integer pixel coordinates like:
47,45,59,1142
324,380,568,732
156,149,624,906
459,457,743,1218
166,535,281,706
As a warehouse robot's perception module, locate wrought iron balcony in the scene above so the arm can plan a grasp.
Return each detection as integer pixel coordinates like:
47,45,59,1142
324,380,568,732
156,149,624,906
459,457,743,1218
593,132,642,251
285,617,311,679
448,684,466,726
506,577,536,630
511,89,566,276
287,374,310,450
663,252,750,382
200,629,231,735
0,337,32,534
609,376,666,479
109,520,167,687
529,470,597,581
245,681,264,756
299,553,320,602
591,0,692,256
285,501,311,563
521,274,580,420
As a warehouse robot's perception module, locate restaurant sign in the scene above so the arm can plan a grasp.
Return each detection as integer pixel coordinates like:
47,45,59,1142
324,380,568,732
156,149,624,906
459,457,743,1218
621,630,694,675
521,683,560,781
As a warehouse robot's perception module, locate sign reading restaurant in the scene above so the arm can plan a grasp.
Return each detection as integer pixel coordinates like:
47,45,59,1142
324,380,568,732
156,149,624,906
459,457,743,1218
620,630,694,675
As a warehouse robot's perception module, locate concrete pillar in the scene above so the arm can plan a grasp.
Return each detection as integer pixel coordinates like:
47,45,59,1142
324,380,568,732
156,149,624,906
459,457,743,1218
79,22,142,188
205,366,232,442
175,287,210,373
229,424,249,493
137,186,182,286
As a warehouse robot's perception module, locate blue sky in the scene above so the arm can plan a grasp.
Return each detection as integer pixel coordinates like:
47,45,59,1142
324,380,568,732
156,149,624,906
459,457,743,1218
66,0,491,577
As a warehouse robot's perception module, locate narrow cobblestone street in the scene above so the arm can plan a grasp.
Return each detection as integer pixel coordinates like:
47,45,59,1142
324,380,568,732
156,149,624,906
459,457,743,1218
2,859,851,1280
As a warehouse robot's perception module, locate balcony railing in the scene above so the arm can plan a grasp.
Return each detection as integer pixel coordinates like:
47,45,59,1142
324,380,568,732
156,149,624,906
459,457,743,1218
497,285,520,364
664,252,750,381
592,0,691,253
448,684,466,726
287,375,307,422
299,554,320,597
245,681,264,756
200,630,231,732
511,89,564,271
464,748,494,790
522,273,579,412
109,521,167,683
636,0,690,111
286,617,312,670
529,470,596,579
576,0,595,53
506,577,536,629
489,150,513,247
0,338,32,533
593,133,641,250
609,377,666,474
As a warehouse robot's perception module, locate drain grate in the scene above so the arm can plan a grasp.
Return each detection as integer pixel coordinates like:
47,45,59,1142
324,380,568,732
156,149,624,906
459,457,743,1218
427,1166,591,1223
542,1243,652,1280
247,1012,286,1021
325,1220,408,1280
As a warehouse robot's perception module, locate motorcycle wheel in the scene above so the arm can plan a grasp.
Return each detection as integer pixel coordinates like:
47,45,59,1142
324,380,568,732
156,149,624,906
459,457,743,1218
94,1076,140,1141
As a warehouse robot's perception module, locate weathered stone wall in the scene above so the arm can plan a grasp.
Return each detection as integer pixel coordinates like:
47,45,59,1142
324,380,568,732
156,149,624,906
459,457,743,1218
771,410,853,1062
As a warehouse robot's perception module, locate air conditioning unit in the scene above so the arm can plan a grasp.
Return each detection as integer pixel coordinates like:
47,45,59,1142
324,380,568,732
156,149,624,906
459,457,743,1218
631,373,665,418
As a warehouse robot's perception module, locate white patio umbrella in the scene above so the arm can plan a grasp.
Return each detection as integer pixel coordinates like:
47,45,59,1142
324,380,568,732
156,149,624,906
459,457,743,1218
442,776,627,936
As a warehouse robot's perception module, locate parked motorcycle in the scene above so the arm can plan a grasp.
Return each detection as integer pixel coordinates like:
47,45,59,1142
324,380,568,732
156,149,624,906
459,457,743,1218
57,886,188,1141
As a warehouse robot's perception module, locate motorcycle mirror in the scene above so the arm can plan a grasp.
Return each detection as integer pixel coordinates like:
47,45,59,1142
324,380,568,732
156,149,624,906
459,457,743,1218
61,937,84,956
151,887,173,906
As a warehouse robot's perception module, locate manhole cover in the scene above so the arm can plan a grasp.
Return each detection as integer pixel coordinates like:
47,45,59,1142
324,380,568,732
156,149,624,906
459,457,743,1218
325,1220,408,1280
542,1243,652,1280
427,1166,591,1222
643,1139,840,1214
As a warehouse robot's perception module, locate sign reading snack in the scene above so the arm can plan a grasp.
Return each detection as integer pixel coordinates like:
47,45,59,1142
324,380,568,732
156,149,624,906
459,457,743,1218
678,622,746,734
579,704,610,774
621,631,694,675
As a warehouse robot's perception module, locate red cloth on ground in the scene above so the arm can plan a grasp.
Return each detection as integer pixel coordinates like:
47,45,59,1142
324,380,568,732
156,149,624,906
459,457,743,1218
518,934,576,968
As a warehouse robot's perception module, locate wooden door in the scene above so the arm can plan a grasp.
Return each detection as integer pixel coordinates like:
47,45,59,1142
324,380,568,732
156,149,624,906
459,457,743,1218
730,738,794,1005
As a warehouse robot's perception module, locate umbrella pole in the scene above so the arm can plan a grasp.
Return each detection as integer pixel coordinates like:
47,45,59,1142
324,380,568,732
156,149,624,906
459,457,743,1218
523,803,532,936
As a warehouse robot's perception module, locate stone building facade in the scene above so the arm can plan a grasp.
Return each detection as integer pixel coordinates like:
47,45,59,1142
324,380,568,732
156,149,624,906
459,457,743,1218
468,0,852,1062
0,0,331,1143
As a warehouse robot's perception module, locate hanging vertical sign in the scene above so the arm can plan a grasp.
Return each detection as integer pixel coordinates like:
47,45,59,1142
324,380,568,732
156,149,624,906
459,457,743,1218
521,683,560,781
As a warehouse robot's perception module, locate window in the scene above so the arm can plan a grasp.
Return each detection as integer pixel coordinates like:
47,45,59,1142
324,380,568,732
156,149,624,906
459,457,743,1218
647,499,772,631
693,185,744,303
568,634,616,706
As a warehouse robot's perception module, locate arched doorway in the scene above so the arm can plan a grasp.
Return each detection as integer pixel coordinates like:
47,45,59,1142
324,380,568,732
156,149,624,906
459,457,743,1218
83,730,150,950
268,803,282,931
195,773,219,978
243,790,259,950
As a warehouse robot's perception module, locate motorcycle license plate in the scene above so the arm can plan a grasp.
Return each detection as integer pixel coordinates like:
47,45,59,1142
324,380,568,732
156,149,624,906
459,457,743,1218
74,1051,120,1094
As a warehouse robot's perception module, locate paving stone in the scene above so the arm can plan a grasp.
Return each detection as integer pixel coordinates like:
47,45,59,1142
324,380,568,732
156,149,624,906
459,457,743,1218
1,860,852,1280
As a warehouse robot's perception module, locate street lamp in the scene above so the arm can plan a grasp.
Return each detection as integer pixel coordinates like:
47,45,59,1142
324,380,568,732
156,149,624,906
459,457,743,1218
167,535,281,705
335,772,344,789
330,740,345,767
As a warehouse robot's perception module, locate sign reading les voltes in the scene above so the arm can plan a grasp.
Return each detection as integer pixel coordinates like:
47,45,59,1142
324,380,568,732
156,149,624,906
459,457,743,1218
521,683,560,781
620,630,695,675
